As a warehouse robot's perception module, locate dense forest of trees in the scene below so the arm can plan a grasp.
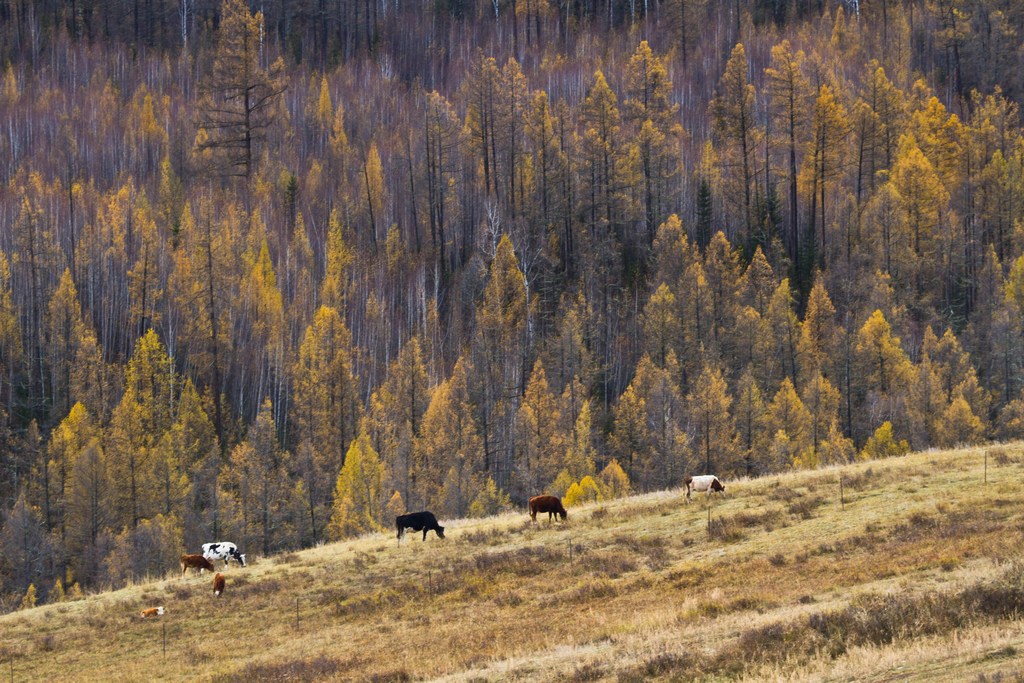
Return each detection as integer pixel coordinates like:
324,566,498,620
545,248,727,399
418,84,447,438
2,0,1024,607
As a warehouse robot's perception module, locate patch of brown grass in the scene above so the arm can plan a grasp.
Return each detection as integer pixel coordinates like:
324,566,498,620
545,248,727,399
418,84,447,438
212,656,348,682
707,562,1024,676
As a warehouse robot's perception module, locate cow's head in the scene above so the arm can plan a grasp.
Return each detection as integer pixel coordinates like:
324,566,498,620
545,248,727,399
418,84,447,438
239,553,247,567
559,509,568,520
436,526,446,539
712,479,725,493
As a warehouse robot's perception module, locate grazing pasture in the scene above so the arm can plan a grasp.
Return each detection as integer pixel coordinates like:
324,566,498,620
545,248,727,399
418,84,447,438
3,444,1024,681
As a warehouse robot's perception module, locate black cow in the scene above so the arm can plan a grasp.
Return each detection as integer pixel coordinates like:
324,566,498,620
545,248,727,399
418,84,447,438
396,511,446,542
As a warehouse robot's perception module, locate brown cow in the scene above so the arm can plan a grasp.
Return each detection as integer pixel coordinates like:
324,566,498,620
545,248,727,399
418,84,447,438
180,553,215,576
140,606,165,618
213,573,225,597
529,495,568,522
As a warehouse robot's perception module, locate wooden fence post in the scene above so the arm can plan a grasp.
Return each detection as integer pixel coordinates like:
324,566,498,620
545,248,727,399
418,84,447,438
985,450,988,484
162,622,167,662
840,476,845,510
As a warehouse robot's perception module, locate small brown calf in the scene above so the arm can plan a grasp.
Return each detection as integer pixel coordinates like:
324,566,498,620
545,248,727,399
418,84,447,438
213,573,225,597
140,606,165,618
180,553,215,576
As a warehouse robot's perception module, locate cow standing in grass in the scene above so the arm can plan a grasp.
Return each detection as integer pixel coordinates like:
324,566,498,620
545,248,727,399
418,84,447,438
685,475,725,502
180,554,215,576
202,542,247,569
529,495,567,522
396,511,445,542
213,573,225,597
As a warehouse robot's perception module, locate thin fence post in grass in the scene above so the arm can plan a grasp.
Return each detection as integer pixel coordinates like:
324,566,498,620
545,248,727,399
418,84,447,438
428,570,433,596
162,622,167,662
985,450,988,484
569,539,574,570
707,505,712,538
840,476,845,510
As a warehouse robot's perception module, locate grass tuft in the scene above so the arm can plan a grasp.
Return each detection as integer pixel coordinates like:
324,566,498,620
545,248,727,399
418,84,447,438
212,656,346,682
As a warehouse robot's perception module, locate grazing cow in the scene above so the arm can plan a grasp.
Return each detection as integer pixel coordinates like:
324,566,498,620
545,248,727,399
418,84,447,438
202,542,247,569
213,573,225,597
396,511,445,542
528,495,568,522
181,553,215,576
685,475,725,502
140,606,165,618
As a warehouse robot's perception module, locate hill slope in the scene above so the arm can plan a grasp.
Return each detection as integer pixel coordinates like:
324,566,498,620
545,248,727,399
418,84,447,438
4,444,1024,682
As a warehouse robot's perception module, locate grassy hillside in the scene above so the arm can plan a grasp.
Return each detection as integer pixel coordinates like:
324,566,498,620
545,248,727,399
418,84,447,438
4,444,1024,682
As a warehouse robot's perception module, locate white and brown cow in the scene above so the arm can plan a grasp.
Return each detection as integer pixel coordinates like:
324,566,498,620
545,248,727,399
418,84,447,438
140,606,165,618
685,475,725,502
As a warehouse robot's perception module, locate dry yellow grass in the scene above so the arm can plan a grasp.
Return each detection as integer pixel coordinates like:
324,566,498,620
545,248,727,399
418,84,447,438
3,443,1024,682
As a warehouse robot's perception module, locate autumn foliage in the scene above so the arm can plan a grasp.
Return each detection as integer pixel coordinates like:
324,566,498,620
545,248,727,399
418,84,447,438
2,0,1024,608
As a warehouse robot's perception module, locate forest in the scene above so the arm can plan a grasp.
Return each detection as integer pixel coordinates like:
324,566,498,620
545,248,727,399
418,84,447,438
0,0,1023,609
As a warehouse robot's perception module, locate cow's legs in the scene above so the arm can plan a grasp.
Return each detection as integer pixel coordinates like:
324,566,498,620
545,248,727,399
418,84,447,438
423,529,428,541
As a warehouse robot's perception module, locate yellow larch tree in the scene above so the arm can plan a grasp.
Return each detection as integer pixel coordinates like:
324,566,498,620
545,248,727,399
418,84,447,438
800,372,841,463
710,43,758,241
416,357,484,518
514,358,564,498
362,141,386,247
765,40,811,263
329,433,385,539
46,403,97,539
623,40,681,242
641,283,681,368
292,305,359,470
765,377,812,468
127,199,163,341
733,369,767,475
564,398,596,482
797,276,839,386
46,269,85,421
365,336,429,509
473,234,528,490
223,399,291,555
107,329,175,528
610,382,648,487
638,352,689,488
686,359,739,476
